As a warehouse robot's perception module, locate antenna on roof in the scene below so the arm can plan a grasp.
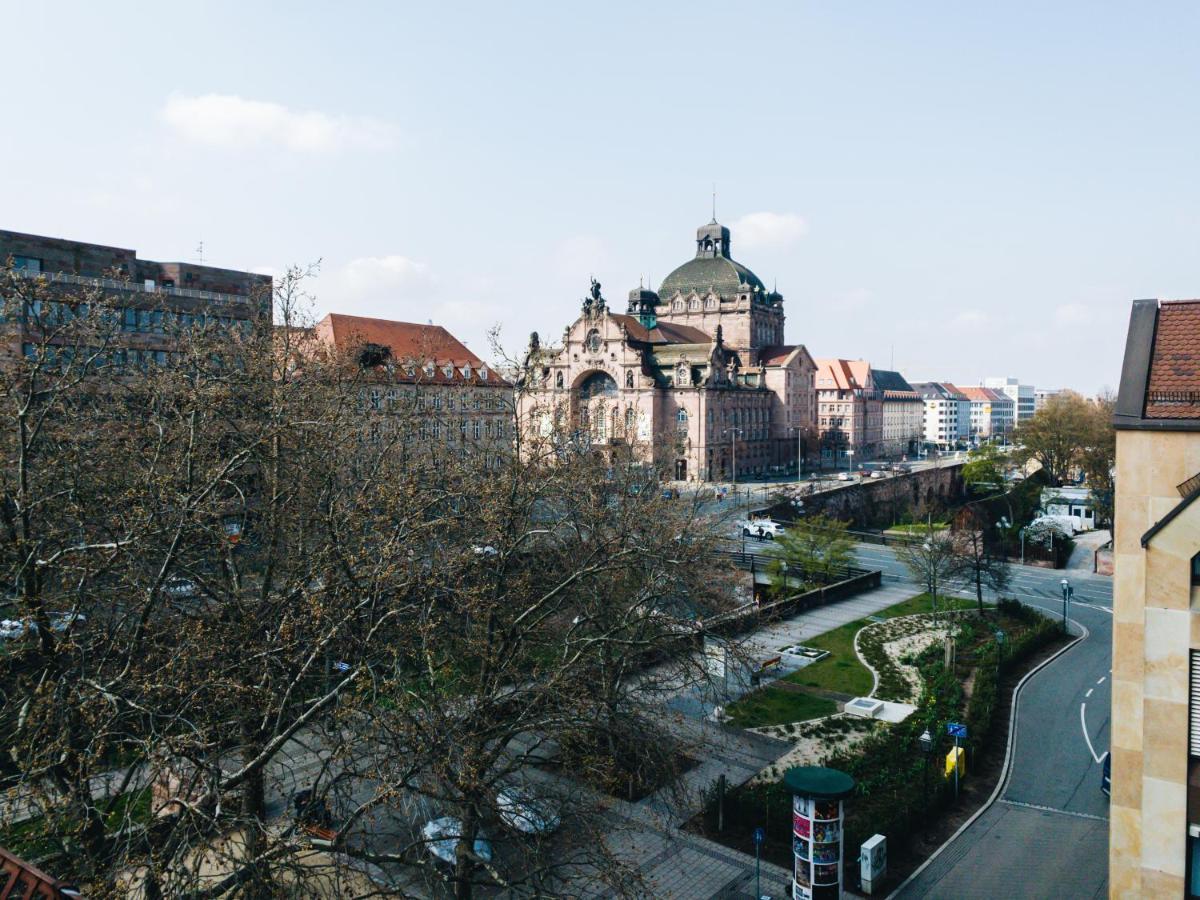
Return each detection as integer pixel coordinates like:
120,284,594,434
196,241,204,264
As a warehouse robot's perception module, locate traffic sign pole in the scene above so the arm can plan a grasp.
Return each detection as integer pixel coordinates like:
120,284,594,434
753,826,764,898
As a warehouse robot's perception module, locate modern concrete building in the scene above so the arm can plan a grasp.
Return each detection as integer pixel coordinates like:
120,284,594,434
1109,298,1200,897
985,376,1036,421
814,358,882,464
959,385,1015,442
519,219,817,482
870,368,923,458
0,229,271,370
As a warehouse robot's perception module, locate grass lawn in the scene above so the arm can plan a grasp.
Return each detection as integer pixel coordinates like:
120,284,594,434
0,786,152,860
884,523,949,534
782,593,977,697
724,686,837,728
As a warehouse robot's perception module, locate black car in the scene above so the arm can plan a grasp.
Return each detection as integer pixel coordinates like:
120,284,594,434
1101,752,1111,797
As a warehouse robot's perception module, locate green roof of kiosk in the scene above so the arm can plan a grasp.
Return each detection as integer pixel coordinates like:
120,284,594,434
782,765,856,799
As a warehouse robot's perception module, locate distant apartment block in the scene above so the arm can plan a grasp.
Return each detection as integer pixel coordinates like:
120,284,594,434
814,358,881,462
1109,299,1200,896
959,385,1015,442
984,376,1035,421
911,382,969,449
0,229,271,369
872,368,924,457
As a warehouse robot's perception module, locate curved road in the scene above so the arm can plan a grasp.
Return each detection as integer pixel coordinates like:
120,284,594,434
845,543,1114,898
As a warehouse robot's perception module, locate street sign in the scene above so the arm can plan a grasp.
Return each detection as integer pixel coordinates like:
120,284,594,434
946,722,967,739
754,826,765,846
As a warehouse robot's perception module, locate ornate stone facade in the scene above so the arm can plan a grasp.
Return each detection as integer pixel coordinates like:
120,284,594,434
518,220,816,482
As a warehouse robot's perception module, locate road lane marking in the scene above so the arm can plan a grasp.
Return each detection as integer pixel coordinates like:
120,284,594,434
1086,688,1093,698
1081,702,1102,763
1097,676,1106,685
999,799,1109,823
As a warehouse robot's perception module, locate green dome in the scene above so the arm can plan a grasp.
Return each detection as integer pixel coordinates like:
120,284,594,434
657,220,766,299
658,255,765,299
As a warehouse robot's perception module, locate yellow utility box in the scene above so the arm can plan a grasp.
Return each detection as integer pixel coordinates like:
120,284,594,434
945,746,965,779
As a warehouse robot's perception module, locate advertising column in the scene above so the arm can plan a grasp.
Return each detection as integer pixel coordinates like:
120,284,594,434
784,766,856,900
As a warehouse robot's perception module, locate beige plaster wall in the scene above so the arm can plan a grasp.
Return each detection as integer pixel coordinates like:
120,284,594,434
1110,428,1200,897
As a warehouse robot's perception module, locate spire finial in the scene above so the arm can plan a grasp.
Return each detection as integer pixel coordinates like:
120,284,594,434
711,183,717,223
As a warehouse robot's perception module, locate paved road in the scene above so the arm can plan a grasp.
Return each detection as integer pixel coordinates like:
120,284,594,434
854,540,1115,899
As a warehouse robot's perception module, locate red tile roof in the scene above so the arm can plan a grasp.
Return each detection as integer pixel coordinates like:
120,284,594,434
312,313,507,386
815,358,871,391
958,386,1008,403
609,314,710,345
757,345,799,366
1145,300,1200,419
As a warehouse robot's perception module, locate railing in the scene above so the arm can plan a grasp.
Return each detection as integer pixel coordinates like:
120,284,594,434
8,266,260,306
713,548,873,584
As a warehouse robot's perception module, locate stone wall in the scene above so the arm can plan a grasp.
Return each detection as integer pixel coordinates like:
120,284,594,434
761,463,965,529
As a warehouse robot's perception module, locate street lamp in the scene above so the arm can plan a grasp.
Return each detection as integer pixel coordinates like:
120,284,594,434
789,425,806,480
724,427,744,487
847,447,854,475
1018,526,1026,566
1060,578,1073,635
918,728,934,824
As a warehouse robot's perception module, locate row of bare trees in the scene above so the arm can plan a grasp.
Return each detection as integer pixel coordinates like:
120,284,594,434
0,268,738,898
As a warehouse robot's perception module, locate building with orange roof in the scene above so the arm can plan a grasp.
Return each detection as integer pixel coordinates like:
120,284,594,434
519,219,817,482
309,312,513,468
814,358,882,463
958,385,1015,442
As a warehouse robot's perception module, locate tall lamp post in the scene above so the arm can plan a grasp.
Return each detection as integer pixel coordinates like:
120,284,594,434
918,728,933,824
724,427,744,488
1060,578,1073,635
789,425,806,480
846,447,855,476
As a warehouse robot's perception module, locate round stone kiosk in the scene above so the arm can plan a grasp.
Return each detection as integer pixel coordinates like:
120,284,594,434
783,766,856,900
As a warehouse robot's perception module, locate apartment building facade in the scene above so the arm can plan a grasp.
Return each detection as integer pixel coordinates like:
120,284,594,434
814,358,882,463
310,313,513,467
872,368,924,457
1110,298,1200,897
984,376,1036,422
912,381,969,449
959,386,1015,442
1,229,271,370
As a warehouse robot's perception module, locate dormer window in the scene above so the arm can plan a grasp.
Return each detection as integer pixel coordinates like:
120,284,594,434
479,366,488,380
424,362,435,377
461,364,471,378
404,365,415,378
444,363,454,378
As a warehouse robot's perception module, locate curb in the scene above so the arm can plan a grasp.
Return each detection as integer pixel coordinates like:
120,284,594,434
885,617,1091,899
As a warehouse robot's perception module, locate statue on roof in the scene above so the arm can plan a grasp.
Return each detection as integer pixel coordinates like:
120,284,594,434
529,331,540,351
590,277,602,302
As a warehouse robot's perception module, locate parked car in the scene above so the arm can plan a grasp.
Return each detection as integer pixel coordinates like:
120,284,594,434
0,613,86,640
422,816,493,866
164,577,198,598
496,785,562,834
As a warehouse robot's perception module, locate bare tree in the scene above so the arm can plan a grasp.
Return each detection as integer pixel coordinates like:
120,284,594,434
894,522,957,623
948,506,1012,613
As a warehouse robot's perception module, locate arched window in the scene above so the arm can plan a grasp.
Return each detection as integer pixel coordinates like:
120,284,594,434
676,409,688,433
676,363,688,386
625,370,634,389
625,406,636,436
595,406,607,442
555,370,564,389
585,329,602,353
578,371,618,401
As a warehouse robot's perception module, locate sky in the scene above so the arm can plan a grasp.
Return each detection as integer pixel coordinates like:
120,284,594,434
3,1,1198,395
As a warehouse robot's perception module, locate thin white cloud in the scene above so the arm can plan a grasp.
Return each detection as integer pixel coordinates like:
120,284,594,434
950,309,989,331
161,93,399,153
730,212,809,250
336,255,436,304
